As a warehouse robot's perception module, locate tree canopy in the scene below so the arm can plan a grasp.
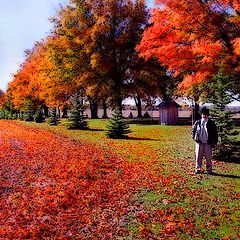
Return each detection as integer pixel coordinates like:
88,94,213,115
49,0,150,110
137,0,240,91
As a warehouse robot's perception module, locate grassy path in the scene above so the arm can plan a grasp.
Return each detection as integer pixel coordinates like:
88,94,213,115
1,120,239,239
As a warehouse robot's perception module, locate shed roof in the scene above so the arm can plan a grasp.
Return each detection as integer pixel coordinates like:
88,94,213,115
157,100,181,108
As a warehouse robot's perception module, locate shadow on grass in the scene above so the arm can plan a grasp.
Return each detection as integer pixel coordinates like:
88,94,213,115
210,173,240,179
87,128,104,132
127,136,159,141
105,136,159,141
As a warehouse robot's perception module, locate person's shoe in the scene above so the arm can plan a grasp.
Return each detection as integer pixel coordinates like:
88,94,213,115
207,171,215,175
194,170,202,174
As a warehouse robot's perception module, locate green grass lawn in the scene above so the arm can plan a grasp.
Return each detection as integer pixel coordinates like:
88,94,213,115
20,119,240,239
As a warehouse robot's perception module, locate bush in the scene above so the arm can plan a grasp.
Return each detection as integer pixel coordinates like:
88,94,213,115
105,109,131,139
67,91,88,130
48,107,59,126
34,106,45,123
143,112,150,118
24,99,34,122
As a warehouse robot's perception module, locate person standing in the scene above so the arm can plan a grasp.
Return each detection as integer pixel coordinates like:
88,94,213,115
192,107,218,174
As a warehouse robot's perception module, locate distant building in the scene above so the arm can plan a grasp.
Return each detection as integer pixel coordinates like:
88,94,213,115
157,100,180,125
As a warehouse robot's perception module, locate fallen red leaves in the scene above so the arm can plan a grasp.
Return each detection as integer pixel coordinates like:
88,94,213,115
0,121,160,238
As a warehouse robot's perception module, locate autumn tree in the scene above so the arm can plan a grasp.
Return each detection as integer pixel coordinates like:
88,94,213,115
129,57,178,117
137,0,240,93
6,42,50,116
0,90,4,119
7,36,76,117
1,87,17,119
42,34,87,110
51,0,149,112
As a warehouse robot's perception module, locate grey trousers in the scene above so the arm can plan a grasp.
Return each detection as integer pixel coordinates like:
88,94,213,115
195,143,213,172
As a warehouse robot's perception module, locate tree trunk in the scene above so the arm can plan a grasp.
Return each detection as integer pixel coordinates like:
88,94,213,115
42,104,49,118
102,100,108,118
134,95,142,118
90,100,99,119
112,72,123,114
193,100,200,121
58,107,61,118
62,105,68,118
116,97,123,114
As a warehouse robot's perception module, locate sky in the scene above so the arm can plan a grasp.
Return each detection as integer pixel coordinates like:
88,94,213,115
0,0,155,92
0,0,68,92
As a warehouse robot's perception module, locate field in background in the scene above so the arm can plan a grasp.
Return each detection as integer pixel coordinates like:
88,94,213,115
84,108,240,123
84,109,192,118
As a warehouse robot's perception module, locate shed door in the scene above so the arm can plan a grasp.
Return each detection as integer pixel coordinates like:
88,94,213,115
162,108,168,124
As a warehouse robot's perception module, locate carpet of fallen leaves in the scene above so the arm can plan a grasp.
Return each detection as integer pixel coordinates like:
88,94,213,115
0,121,149,238
0,121,172,239
1,120,239,239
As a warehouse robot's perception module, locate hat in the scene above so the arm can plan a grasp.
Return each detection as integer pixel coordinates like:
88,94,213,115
201,107,210,116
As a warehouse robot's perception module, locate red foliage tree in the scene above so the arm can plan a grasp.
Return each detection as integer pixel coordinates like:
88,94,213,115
137,0,240,90
51,0,150,110
7,42,49,112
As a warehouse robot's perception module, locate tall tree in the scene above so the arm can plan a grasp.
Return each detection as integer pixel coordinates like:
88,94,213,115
36,35,79,110
51,0,149,111
137,0,240,92
129,57,178,117
7,41,50,114
204,71,240,162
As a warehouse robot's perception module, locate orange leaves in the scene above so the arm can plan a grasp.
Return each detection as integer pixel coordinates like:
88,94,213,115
233,37,240,56
192,40,223,62
137,0,240,90
179,71,211,90
1,121,239,238
8,41,50,110
0,120,158,238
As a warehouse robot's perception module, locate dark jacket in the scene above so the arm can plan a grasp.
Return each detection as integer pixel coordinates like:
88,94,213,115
192,119,218,145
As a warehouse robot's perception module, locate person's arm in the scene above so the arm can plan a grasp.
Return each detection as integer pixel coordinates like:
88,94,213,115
192,121,200,142
213,121,218,145
192,121,197,139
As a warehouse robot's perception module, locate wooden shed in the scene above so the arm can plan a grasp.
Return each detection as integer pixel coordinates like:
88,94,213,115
157,100,180,125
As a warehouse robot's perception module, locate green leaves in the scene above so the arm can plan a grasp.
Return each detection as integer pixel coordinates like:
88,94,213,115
105,109,131,138
48,107,59,126
67,90,89,130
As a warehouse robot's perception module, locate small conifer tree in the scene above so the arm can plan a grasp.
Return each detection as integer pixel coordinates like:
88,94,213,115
19,111,24,121
48,107,59,126
34,106,45,123
67,91,88,130
105,109,131,139
206,71,239,161
24,99,34,121
0,109,5,119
